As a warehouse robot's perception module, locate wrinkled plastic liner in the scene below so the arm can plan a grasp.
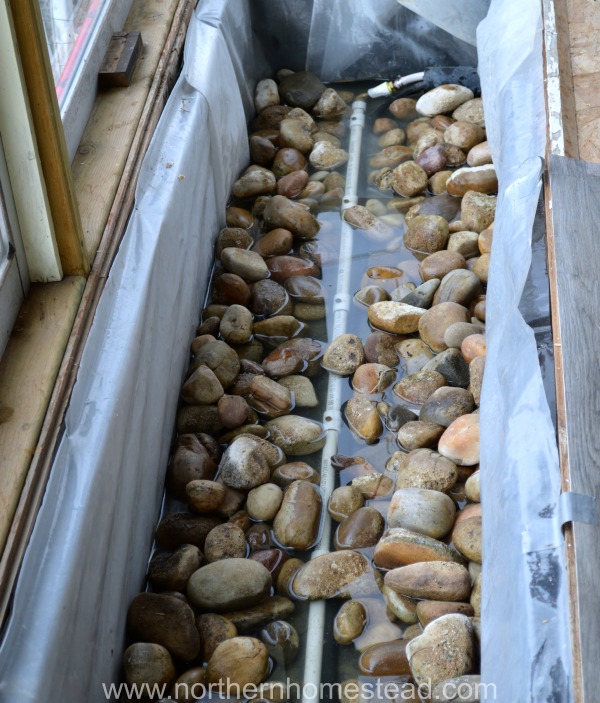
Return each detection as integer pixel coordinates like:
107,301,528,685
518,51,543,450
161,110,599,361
0,0,571,701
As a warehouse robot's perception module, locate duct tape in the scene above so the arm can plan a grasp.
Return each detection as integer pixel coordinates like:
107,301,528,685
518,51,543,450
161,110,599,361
558,491,597,527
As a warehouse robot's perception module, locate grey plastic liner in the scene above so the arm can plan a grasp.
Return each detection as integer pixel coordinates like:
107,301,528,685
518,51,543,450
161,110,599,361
0,0,571,701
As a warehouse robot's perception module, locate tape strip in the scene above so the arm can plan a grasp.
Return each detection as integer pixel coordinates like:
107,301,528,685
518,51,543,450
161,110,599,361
559,491,597,527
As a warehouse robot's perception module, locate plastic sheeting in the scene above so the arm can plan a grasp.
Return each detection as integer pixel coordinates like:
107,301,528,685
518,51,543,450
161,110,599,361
0,0,572,701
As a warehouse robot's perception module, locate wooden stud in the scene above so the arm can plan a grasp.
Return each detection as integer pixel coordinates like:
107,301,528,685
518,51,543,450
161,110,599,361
99,32,144,88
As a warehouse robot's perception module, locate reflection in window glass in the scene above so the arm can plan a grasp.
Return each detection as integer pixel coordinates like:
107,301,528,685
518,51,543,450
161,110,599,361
40,0,105,104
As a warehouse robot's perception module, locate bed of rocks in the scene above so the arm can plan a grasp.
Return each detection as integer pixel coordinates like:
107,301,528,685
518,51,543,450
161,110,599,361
120,69,493,703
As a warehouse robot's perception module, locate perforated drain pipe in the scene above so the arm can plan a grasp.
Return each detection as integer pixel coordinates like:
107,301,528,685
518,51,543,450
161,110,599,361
301,97,367,703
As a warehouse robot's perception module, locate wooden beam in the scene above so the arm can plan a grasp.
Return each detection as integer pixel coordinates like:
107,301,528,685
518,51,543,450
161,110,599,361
8,0,89,276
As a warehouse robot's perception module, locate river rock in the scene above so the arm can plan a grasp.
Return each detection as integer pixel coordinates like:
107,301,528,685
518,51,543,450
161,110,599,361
148,544,204,593
397,339,435,375
447,164,497,197
465,470,480,503
328,485,365,522
453,96,485,126
395,448,458,493
461,191,496,233
279,71,325,109
343,205,394,242
272,147,307,178
265,415,325,455
250,279,291,318
471,573,482,617
392,161,428,197
334,600,367,645
358,639,411,677
420,387,475,427
247,375,292,417
363,331,400,366
448,231,480,259
206,637,269,688
404,215,449,257
266,255,319,283
181,365,224,405
176,405,223,436
278,375,318,407
384,562,471,601
313,87,347,119
378,128,407,148
452,516,482,563
221,594,294,633
252,229,293,259
416,85,474,117
280,118,314,154
216,227,253,257
352,363,396,394
221,247,269,282
469,356,485,406
433,270,481,307
394,369,446,404
345,395,383,442
188,558,271,612
245,483,283,522
423,348,470,388
186,479,226,513
219,305,253,345
355,285,390,307
204,523,247,562
368,301,426,334
444,322,484,349
273,479,322,550
401,279,440,309
263,195,320,240
249,134,277,166
390,97,417,119
388,487,456,539
374,528,464,569
419,251,466,281
271,462,318,488
127,593,200,661
291,550,372,599
212,273,252,307
277,170,309,198
253,314,305,340
219,436,271,489
254,78,280,112
406,614,474,688
232,167,276,199
309,141,349,170
123,643,176,689
417,600,475,628
419,302,469,353
398,420,445,451
352,472,395,499
284,275,325,304
370,145,413,168
156,513,221,550
438,413,480,466
444,121,485,151
335,507,385,550
166,437,217,499
383,585,419,624
322,334,365,375
226,206,254,229
190,340,240,388
260,619,300,666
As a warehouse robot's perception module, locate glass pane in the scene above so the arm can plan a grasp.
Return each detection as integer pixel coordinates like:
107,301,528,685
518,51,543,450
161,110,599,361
39,0,105,103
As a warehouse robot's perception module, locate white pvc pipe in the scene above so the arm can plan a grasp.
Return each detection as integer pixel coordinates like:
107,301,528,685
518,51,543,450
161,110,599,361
367,71,425,99
301,99,367,703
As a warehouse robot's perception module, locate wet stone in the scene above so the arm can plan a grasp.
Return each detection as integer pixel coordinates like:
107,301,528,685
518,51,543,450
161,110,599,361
219,305,253,345
226,206,254,229
166,437,217,500
419,250,467,281
352,363,396,394
448,231,480,259
359,639,411,677
216,228,253,257
219,436,271,490
419,302,469,353
291,550,372,599
398,420,445,451
368,301,426,334
273,479,322,550
186,480,226,513
469,356,485,406
266,255,319,283
323,334,365,375
345,395,383,442
187,558,271,612
465,470,480,503
453,97,485,126
416,85,474,116
461,191,496,233
334,507,385,550
278,375,318,407
401,279,440,309
395,448,458,493
334,600,367,644
388,487,456,539
221,247,270,282
433,269,481,307
204,523,247,562
444,122,485,151
385,404,419,431
328,485,366,522
343,205,393,242
394,369,446,405
284,275,325,304
444,322,484,350
370,145,413,168
272,148,307,178
446,164,497,197
232,167,276,199
181,365,224,405
384,562,471,601
364,331,401,366
265,415,326,455
423,348,470,388
261,620,300,665
279,118,314,154
250,279,290,318
123,643,176,689
396,339,435,375
420,387,475,427
351,472,395,498
417,601,475,628
212,273,252,307
404,215,449,258
452,515,482,564
278,71,326,110
156,513,221,551
222,594,295,633
392,161,428,197
374,527,464,569
390,97,417,120
313,87,347,119
206,637,269,688
438,413,480,467
263,195,320,240
148,545,204,592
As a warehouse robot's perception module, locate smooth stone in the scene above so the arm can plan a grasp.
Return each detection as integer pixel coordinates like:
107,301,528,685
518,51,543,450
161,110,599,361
253,315,305,340
453,96,485,126
216,228,253,257
278,375,318,407
465,470,480,502
279,71,325,109
384,562,471,601
383,585,419,624
461,334,487,364
251,105,292,132
392,161,428,197
471,574,482,617
252,229,293,259
190,340,240,388
188,559,271,612
419,251,466,281
444,322,484,349
416,85,474,116
404,215,449,257
148,545,204,592
249,134,276,166
219,305,253,345
204,523,247,562
254,78,280,112
352,472,395,499
388,487,456,538
226,206,254,229
433,270,481,307
234,434,285,468
359,639,411,677
395,448,458,493
291,550,372,599
417,192,462,221
272,147,307,177
156,513,221,550
431,674,483,702
343,205,393,242
364,331,401,366
469,356,485,406
368,301,426,334
212,273,252,307
417,600,475,627
264,338,325,379
247,375,292,416
391,282,417,302
420,387,475,427
398,420,445,450
334,601,367,646
273,480,322,550
396,339,435,374
370,145,413,168
263,195,320,240
221,247,269,282
461,191,496,233
232,167,276,199
429,170,452,194
265,415,326,455
438,413,480,466
406,614,474,688
416,144,448,177
423,349,470,388
322,334,365,375
219,436,270,490
448,231,480,259
313,87,347,119
479,224,493,254
276,557,304,598
444,122,485,151
165,436,216,498
328,485,365,522
250,279,291,318
279,117,314,153
309,141,349,170
181,365,224,405
452,516,482,563
222,595,294,633
277,170,309,198
352,363,396,394
284,275,325,303
266,255,319,283
419,302,469,353
394,369,446,405
401,279,440,309
345,395,383,442
334,507,385,550
374,117,399,134
206,637,269,688
261,620,300,666
468,140,492,168
378,128,407,148
127,593,200,661
123,643,176,689
385,405,419,431
447,164,497,197
390,97,417,119
186,480,226,513
374,527,464,569
272,461,320,488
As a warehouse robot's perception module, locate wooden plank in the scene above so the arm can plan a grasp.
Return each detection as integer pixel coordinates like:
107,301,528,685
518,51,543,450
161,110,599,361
72,0,180,260
0,0,196,625
0,277,85,552
548,154,600,703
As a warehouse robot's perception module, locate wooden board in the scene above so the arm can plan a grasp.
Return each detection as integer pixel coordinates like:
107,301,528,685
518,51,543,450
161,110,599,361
72,0,180,260
548,154,600,703
0,277,85,552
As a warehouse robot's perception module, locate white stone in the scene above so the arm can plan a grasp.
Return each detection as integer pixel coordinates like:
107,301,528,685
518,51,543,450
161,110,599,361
416,84,475,117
